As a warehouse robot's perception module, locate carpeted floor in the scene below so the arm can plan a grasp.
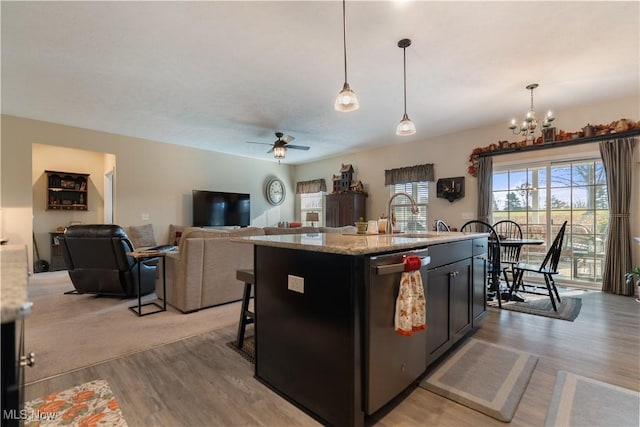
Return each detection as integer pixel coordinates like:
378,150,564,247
24,271,241,383
420,338,538,422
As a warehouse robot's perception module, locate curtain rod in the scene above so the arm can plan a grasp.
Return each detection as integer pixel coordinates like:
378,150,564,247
476,128,640,158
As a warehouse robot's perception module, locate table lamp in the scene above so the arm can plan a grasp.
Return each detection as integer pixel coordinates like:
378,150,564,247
306,212,319,227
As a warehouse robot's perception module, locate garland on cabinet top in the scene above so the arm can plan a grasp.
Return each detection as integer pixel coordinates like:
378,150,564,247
467,118,640,177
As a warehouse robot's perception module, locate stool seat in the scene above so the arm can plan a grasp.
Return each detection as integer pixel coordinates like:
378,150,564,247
235,269,255,349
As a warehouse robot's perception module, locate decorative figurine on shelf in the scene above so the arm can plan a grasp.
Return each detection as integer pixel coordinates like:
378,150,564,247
331,163,366,194
332,174,342,193
339,164,354,191
350,180,364,192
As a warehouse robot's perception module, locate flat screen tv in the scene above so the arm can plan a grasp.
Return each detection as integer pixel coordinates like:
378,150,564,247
192,190,250,227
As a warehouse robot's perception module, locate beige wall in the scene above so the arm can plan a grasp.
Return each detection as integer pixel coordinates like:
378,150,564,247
294,95,640,265
1,94,638,271
1,116,294,270
32,144,114,263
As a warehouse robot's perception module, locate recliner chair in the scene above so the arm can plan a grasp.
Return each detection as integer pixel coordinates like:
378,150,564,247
59,224,156,297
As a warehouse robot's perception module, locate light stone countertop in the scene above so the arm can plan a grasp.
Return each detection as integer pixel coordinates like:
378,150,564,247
232,231,486,256
1,244,32,323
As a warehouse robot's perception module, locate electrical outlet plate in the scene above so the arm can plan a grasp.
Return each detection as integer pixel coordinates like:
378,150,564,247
287,275,304,293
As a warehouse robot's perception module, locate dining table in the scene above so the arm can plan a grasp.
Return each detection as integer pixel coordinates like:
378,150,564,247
495,238,545,247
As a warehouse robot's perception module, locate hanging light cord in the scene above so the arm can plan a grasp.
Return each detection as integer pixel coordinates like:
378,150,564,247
402,46,408,116
530,86,534,110
342,0,348,83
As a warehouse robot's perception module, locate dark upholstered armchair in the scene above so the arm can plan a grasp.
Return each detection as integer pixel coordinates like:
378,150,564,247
59,224,156,297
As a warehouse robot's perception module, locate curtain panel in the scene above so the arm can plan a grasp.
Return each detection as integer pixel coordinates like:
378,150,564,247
295,179,326,194
384,164,434,186
476,156,493,223
599,137,637,295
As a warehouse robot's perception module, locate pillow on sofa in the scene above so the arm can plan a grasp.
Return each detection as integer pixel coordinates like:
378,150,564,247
320,225,357,234
264,226,319,235
128,224,157,248
168,224,185,246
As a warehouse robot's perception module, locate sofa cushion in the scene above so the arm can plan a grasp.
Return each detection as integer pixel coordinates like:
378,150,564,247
263,226,319,235
320,225,357,234
127,224,157,248
180,227,265,241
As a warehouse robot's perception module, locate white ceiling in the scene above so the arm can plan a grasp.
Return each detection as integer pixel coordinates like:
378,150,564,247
2,1,639,164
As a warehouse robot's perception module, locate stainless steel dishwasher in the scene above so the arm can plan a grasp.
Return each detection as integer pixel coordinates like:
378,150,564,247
365,248,430,415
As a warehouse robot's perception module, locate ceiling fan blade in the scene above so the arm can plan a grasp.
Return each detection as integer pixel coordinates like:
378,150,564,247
246,141,273,146
266,147,274,153
282,135,295,143
285,144,310,151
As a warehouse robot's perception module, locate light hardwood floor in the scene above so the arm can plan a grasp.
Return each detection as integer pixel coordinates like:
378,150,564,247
24,290,639,426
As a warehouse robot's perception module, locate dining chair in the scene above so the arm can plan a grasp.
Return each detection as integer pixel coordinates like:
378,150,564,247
434,219,451,232
461,220,503,307
511,221,568,311
493,220,523,293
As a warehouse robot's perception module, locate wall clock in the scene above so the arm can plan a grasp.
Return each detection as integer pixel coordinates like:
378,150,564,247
266,177,286,206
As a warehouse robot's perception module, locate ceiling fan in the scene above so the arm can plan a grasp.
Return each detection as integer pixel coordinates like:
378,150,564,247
246,132,310,160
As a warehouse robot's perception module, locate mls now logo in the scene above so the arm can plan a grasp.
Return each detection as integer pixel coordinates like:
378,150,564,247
3,409,57,422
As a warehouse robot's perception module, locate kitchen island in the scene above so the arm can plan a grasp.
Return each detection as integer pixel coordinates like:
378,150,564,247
233,231,488,427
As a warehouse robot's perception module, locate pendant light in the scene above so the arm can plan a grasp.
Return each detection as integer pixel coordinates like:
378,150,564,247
396,38,416,136
334,0,359,112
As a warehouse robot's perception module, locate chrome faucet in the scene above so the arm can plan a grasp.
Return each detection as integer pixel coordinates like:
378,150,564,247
386,192,419,234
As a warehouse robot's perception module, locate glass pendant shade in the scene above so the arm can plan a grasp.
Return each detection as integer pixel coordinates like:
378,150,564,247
396,38,415,136
335,82,360,112
396,113,416,136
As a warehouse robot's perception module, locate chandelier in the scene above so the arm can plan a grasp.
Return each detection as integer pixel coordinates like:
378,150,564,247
508,83,555,139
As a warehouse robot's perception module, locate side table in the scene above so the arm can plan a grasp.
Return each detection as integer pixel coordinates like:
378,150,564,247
127,251,167,317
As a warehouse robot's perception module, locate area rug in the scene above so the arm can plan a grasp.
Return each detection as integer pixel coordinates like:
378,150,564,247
544,371,640,427
497,295,582,321
226,335,255,364
24,379,127,426
419,338,538,422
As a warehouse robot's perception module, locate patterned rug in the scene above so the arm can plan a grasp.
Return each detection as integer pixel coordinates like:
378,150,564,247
226,335,255,364
496,295,582,321
544,371,640,426
24,379,127,426
420,338,538,422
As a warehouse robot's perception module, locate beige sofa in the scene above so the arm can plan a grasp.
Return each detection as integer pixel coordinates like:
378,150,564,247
157,225,355,313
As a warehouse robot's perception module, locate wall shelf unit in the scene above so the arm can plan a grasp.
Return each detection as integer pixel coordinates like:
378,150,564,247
46,170,89,211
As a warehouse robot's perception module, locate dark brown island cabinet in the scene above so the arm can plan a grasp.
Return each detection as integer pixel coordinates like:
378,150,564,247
239,232,487,427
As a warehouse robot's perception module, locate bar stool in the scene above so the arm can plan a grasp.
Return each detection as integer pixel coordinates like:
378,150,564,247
235,269,255,349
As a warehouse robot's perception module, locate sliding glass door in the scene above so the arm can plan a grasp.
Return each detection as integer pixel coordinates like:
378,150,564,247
492,157,607,288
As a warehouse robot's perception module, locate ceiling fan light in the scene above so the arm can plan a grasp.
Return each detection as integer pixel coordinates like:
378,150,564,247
273,146,286,159
335,82,360,112
396,113,416,136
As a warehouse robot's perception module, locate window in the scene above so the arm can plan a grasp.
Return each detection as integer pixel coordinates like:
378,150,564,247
300,191,324,226
492,157,607,287
389,182,429,232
